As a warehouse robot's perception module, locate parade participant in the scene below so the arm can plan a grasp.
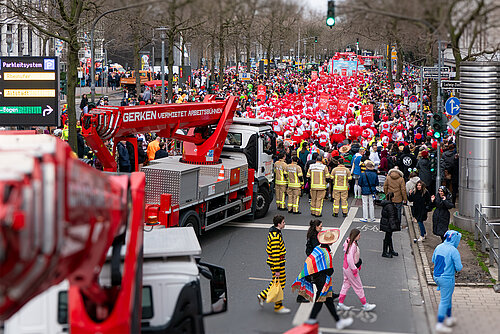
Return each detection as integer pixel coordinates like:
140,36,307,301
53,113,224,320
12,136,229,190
286,156,303,214
358,160,379,222
292,229,354,330
351,146,365,199
331,160,352,218
297,219,323,304
408,181,431,241
258,215,290,314
431,186,455,242
432,230,463,333
307,155,331,217
380,192,400,258
337,229,376,312
274,153,288,211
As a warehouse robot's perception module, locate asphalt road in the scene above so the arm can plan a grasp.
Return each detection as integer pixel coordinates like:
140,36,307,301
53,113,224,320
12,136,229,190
200,194,428,334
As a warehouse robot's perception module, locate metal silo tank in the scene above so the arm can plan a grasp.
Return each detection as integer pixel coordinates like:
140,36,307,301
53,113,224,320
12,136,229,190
455,61,500,231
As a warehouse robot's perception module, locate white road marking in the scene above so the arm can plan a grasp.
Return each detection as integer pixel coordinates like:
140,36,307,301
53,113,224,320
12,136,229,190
248,277,272,282
318,328,412,334
353,219,380,223
226,222,309,231
292,207,359,326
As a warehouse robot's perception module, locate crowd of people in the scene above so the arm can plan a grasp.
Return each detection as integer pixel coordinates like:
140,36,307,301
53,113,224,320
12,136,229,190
46,56,464,333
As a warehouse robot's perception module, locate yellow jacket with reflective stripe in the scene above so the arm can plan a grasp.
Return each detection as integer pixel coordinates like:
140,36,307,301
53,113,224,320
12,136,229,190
332,165,352,191
274,160,288,186
307,162,330,190
286,163,303,189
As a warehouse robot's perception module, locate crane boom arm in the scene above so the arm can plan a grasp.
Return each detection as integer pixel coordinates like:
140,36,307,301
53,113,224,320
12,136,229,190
82,95,238,171
0,134,146,334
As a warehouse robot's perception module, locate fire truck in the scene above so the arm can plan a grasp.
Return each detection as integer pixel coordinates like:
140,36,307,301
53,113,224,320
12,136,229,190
82,95,275,235
0,134,227,333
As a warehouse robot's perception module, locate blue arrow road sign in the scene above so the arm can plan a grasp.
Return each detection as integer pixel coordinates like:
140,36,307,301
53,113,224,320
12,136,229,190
445,97,460,116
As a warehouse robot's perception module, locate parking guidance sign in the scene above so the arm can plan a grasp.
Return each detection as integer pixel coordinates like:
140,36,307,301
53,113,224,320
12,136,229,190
0,56,59,126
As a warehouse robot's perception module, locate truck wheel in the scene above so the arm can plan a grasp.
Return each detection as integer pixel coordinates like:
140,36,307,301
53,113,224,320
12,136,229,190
254,186,270,219
180,210,200,236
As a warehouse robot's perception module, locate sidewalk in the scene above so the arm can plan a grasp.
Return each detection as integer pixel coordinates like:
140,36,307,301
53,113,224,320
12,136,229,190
61,86,123,102
405,206,500,334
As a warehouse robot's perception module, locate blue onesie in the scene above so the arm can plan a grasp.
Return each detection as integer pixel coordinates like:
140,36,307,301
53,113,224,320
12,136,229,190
432,230,463,323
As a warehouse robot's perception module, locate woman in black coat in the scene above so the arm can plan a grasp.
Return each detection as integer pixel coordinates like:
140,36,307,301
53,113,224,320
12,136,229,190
379,192,400,258
408,180,431,241
431,186,455,242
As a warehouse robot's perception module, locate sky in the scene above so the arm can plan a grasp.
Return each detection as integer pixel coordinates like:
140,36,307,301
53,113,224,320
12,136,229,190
297,0,326,13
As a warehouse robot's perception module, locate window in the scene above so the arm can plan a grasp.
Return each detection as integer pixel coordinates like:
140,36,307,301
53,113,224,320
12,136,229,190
261,131,276,155
225,132,242,146
142,286,154,319
18,25,23,54
57,291,68,324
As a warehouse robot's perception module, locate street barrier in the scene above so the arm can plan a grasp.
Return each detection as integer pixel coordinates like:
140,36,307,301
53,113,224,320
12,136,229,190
474,204,500,282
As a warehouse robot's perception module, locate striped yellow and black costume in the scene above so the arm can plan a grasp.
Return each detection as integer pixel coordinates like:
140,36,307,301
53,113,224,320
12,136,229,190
259,225,286,310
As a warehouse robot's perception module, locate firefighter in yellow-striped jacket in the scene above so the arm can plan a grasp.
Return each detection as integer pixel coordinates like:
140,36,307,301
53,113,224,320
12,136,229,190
286,156,303,214
307,155,331,217
258,215,290,314
332,161,352,217
274,152,288,210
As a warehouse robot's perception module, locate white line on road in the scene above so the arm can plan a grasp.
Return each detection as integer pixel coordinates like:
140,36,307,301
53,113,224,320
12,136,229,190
248,277,271,282
226,222,309,231
292,207,359,327
318,328,412,334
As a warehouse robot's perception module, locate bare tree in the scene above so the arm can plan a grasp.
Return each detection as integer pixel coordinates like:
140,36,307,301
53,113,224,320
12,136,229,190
2,0,101,151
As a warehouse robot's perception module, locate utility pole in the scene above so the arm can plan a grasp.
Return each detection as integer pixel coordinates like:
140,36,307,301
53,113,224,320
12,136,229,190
436,40,442,193
420,65,423,118
297,27,300,64
157,27,167,104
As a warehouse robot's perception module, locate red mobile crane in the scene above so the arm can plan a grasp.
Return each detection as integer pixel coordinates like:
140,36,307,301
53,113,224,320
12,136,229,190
0,134,145,333
82,95,275,234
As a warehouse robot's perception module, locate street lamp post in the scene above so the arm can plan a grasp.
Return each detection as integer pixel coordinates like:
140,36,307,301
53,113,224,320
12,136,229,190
90,0,161,103
157,27,167,104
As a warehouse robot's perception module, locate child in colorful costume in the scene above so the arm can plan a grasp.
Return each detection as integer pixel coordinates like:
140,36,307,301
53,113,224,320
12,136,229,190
292,229,353,330
432,230,463,333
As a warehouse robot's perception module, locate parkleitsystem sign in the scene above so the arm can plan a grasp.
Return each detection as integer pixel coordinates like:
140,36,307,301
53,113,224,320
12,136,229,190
0,56,59,126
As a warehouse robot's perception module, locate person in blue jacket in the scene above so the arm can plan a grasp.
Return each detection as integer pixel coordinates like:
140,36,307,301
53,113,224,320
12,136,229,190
357,160,379,222
432,230,463,333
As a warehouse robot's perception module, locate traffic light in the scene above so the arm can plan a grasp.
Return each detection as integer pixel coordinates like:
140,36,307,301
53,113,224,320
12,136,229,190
315,36,318,43
326,0,335,27
429,151,436,173
431,111,445,139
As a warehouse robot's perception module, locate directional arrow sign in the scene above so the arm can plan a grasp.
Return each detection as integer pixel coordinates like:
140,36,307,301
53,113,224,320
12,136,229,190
43,105,53,117
445,97,460,116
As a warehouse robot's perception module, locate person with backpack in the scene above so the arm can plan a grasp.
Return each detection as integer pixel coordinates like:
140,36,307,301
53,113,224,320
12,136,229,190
380,192,401,258
408,181,432,242
357,160,379,222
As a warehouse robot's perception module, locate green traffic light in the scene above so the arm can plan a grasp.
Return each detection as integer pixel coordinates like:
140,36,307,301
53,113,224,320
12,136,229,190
326,17,335,26
433,131,441,139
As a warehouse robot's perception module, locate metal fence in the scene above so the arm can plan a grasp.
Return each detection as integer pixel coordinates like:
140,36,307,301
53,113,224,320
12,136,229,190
474,204,500,282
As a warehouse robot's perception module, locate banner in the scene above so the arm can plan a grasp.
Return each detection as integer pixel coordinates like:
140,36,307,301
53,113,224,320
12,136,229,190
360,105,374,123
311,71,318,81
257,85,266,100
318,93,329,110
338,97,349,114
328,101,338,119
